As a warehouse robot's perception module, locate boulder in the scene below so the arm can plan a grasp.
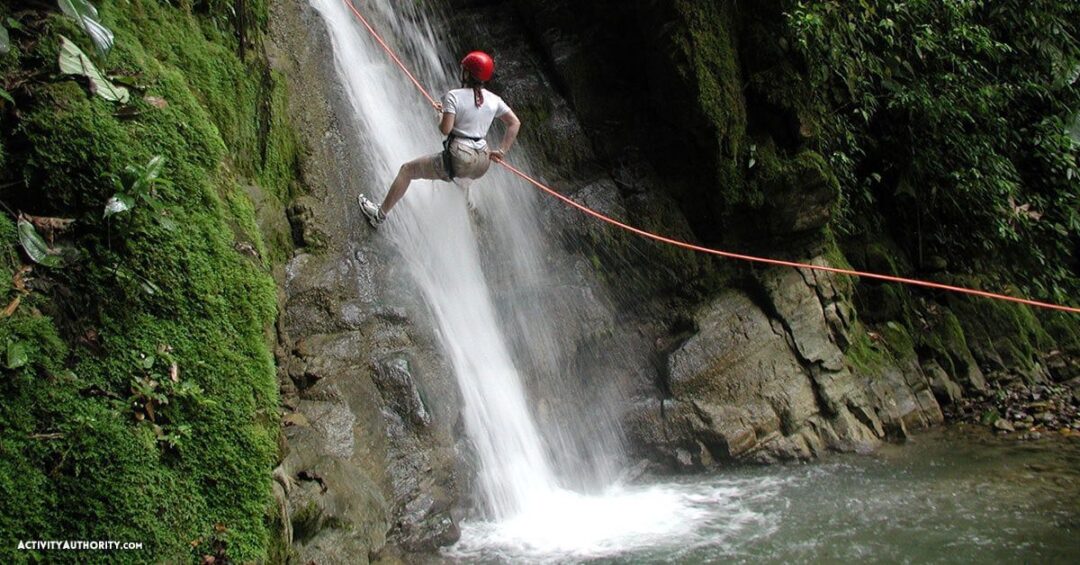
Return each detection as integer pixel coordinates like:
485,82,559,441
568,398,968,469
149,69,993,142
925,359,964,406
667,290,820,438
663,283,883,462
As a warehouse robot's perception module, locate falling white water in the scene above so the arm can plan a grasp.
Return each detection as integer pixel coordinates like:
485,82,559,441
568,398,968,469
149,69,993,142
305,0,560,519
306,0,717,554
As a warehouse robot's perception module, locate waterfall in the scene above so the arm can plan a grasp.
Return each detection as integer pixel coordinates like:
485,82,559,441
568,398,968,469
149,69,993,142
306,3,705,557
305,0,610,518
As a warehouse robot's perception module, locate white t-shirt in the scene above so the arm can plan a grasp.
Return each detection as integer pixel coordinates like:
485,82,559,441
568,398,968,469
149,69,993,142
442,88,511,150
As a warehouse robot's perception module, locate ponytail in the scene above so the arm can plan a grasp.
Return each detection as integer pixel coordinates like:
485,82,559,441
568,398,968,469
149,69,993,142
462,71,485,108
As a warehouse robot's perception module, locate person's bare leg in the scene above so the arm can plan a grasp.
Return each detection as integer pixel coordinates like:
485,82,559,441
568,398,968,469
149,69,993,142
380,156,442,215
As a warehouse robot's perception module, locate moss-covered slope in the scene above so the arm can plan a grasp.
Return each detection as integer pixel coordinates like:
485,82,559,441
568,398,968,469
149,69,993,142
0,1,297,562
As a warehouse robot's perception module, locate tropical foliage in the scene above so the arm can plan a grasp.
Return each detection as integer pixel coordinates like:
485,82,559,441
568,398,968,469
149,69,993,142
786,0,1080,301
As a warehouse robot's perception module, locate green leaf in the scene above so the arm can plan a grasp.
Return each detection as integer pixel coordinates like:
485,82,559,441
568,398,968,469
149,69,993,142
129,156,167,194
0,87,13,106
141,355,156,370
57,36,129,103
6,341,28,370
145,155,165,181
103,193,134,218
57,0,113,54
158,217,178,232
17,218,61,268
140,279,161,296
6,18,24,32
0,24,10,55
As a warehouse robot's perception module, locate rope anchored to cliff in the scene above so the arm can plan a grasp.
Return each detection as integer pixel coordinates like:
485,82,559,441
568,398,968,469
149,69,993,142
341,0,1080,315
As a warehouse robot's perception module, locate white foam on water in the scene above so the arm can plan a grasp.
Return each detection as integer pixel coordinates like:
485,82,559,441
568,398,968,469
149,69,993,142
445,479,780,562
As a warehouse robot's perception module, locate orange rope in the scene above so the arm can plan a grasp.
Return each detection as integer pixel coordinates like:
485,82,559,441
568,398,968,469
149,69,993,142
494,158,1080,314
342,0,440,109
341,0,1080,315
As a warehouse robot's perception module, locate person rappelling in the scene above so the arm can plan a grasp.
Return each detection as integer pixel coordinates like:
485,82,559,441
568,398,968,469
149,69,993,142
358,50,521,228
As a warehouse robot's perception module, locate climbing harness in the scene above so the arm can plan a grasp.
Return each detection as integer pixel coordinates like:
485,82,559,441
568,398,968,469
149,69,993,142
442,133,483,180
340,0,1080,315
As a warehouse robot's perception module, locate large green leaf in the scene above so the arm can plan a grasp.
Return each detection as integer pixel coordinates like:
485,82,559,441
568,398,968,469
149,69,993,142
0,87,13,106
0,24,9,55
128,155,166,192
17,218,61,268
5,341,28,370
57,36,129,103
57,0,113,54
104,193,134,218
145,155,165,182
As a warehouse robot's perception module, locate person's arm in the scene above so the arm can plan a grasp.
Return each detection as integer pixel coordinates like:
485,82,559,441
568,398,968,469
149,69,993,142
438,92,456,136
489,109,520,160
438,110,455,136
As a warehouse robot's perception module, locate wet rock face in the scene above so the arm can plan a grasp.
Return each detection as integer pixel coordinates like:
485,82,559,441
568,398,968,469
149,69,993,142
266,0,1077,559
666,291,819,447
625,259,951,466
276,244,464,560
267,0,466,561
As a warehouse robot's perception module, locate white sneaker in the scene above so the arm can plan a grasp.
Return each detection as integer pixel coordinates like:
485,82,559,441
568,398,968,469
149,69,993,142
357,193,385,228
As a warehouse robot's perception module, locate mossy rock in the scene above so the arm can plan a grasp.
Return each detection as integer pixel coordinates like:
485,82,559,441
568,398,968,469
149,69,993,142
741,142,839,235
1039,311,1080,357
880,321,917,366
918,309,966,375
669,0,747,208
947,287,1052,376
846,238,915,325
844,324,890,376
1037,310,1080,381
0,1,297,562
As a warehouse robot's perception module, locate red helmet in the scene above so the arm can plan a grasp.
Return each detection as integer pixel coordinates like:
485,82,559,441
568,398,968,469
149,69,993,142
461,51,495,82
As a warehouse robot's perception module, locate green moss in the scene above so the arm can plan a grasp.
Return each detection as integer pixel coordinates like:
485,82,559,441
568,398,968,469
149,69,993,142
821,232,856,294
880,321,917,365
224,181,270,261
671,0,747,206
291,500,321,544
747,142,838,215
266,492,295,564
948,286,1052,373
0,0,296,562
917,308,970,377
846,237,916,325
845,323,890,375
1039,311,1080,357
258,71,301,203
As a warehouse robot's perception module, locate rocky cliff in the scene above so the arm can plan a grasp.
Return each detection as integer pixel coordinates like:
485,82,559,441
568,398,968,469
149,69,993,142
265,0,1079,560
452,0,1078,462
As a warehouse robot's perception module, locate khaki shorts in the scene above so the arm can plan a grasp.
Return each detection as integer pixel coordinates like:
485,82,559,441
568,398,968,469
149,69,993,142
418,140,491,181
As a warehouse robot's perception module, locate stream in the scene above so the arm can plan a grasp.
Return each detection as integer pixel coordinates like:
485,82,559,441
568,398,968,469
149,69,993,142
442,428,1080,563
